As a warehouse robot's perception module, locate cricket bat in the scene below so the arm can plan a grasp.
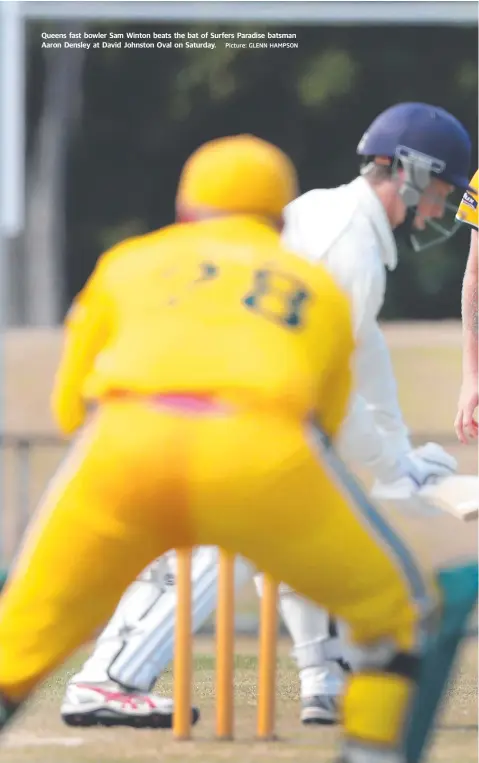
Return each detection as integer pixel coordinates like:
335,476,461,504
420,474,478,522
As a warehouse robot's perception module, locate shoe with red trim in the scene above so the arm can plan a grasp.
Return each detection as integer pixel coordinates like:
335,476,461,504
61,682,200,729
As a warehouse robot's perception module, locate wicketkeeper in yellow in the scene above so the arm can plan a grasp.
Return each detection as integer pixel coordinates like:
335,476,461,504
0,134,475,763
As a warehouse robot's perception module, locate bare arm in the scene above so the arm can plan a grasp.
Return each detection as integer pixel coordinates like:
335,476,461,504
455,228,479,442
461,228,478,377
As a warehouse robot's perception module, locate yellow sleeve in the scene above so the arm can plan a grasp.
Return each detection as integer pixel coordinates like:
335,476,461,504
51,263,111,436
456,170,478,231
319,326,355,440
316,291,355,440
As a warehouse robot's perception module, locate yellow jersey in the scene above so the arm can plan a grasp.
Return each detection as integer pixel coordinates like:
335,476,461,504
52,216,354,437
456,170,478,230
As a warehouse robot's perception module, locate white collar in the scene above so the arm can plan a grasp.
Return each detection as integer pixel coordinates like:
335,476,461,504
348,176,398,270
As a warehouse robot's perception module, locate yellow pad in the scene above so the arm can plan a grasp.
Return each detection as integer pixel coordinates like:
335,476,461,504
344,672,413,747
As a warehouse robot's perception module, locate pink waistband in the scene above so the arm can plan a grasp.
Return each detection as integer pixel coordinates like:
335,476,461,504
106,391,233,414
151,394,229,413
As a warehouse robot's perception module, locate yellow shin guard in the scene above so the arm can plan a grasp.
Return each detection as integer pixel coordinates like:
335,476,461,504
343,672,414,749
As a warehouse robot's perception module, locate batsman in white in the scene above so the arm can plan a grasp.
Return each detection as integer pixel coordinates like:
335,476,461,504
61,102,469,730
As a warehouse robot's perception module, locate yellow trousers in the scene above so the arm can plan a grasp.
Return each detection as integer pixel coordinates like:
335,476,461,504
0,399,437,749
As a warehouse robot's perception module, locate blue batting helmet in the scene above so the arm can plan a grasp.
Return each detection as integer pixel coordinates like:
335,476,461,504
357,103,472,251
357,102,471,190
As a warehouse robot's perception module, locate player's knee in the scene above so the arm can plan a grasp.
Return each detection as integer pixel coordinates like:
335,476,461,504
384,651,421,682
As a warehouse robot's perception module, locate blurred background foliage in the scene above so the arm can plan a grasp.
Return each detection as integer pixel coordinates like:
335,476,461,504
27,21,478,319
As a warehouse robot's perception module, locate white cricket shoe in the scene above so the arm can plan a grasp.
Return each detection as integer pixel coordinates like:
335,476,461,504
61,681,200,729
300,694,339,725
